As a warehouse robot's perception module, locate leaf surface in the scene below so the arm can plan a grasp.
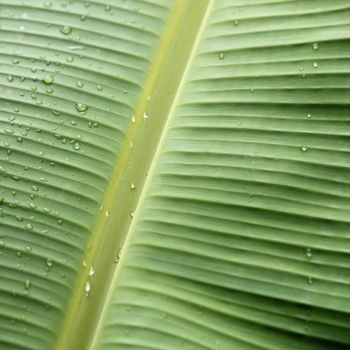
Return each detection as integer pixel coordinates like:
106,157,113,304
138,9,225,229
0,1,349,350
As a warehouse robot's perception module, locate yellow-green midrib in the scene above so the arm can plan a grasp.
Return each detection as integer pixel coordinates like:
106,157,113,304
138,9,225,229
96,1,350,350
0,1,175,349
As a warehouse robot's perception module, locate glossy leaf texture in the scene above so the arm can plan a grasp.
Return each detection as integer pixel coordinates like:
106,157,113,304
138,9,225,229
0,0,174,349
0,0,350,350
94,1,350,350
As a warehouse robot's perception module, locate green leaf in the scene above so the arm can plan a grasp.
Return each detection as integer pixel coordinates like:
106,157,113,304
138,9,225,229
0,1,350,349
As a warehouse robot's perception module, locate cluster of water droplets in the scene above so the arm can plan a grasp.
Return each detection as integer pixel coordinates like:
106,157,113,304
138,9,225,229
82,261,95,297
0,0,156,334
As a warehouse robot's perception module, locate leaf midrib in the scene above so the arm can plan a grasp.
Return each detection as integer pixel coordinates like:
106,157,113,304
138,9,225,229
54,1,211,349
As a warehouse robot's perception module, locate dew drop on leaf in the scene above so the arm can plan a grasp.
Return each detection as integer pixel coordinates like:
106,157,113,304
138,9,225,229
89,266,95,277
24,280,31,290
60,25,72,35
44,1,52,8
43,75,54,85
306,248,312,259
46,258,53,268
85,281,91,296
25,223,33,231
75,103,88,112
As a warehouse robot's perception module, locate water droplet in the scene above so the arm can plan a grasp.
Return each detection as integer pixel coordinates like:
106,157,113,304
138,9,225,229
130,182,135,190
60,25,72,35
43,75,54,85
312,62,318,68
307,276,313,285
73,142,80,150
85,281,91,296
306,113,311,119
75,103,88,112
96,84,103,91
58,219,63,225
29,203,37,209
233,19,239,26
306,248,312,259
131,115,136,123
7,75,13,83
25,246,32,252
105,5,111,12
82,260,87,268
47,88,54,94
66,56,74,62
76,81,84,88
218,52,225,60
312,43,318,50
25,223,33,231
130,210,135,218
300,145,308,152
143,112,149,119
89,266,95,276
105,210,110,217
24,280,31,290
46,258,53,268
